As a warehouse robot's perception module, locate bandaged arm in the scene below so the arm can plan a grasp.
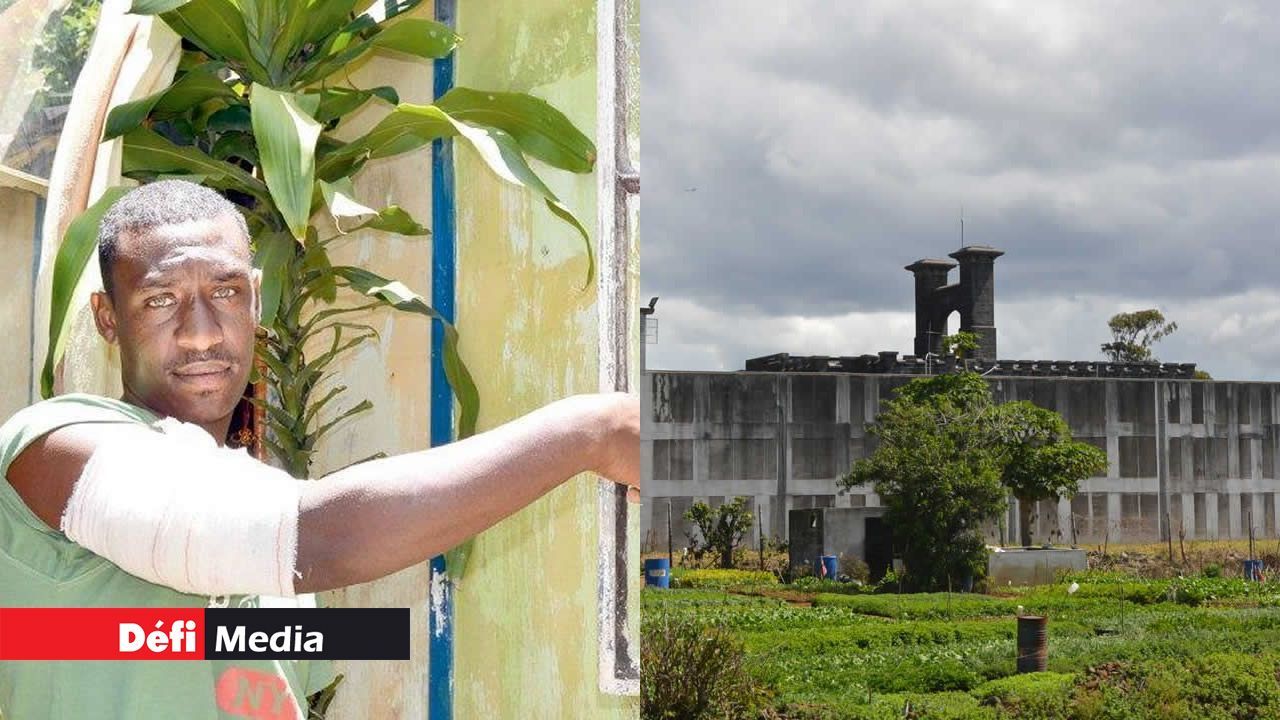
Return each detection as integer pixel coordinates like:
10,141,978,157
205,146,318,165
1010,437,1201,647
38,393,636,597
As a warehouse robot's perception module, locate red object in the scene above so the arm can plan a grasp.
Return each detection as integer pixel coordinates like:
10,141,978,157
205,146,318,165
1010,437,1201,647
0,608,205,660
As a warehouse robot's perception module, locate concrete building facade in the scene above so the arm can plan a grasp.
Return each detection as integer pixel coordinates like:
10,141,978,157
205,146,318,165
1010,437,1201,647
642,370,1280,552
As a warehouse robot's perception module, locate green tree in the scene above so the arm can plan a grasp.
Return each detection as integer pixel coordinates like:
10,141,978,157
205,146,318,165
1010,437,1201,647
841,372,1104,588
997,402,1107,546
684,497,754,569
1101,309,1177,363
841,373,1008,590
941,330,980,360
33,0,102,99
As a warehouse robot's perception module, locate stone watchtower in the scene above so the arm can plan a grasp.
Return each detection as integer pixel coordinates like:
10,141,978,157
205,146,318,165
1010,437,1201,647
905,245,1003,361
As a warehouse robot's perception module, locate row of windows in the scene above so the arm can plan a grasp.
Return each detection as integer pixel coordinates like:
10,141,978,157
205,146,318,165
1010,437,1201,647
651,434,1280,482
650,375,1280,432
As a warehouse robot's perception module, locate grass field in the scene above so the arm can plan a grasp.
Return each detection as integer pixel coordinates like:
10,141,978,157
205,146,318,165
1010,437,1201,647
642,563,1280,719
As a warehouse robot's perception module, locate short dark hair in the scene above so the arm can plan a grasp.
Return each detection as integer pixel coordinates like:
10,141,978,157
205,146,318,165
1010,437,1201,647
97,180,250,298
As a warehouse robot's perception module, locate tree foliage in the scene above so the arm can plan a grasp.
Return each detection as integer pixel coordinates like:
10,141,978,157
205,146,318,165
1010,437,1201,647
33,0,101,99
841,372,1106,588
942,330,980,360
1101,309,1177,363
684,497,755,569
842,373,1008,590
997,402,1107,546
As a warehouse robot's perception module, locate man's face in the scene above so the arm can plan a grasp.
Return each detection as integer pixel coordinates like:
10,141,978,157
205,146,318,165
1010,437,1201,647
90,213,260,427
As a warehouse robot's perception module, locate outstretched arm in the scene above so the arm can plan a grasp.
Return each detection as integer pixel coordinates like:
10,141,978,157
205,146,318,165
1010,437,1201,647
295,392,638,592
8,392,639,596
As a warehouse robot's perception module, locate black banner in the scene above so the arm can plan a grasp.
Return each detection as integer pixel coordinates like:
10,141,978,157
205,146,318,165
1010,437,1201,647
204,608,410,660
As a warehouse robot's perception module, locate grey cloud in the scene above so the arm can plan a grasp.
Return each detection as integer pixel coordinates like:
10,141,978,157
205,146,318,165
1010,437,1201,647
642,1,1280,371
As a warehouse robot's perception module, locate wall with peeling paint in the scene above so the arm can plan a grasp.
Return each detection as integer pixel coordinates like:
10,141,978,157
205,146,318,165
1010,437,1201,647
0,186,38,421
448,0,638,716
312,0,638,716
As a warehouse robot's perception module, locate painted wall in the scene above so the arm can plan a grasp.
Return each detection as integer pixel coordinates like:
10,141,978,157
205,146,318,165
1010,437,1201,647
643,370,1280,549
0,186,38,421
30,0,637,716
450,0,638,716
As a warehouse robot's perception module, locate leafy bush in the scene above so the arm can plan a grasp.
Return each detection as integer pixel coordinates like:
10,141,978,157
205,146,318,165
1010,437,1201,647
1204,562,1223,578
672,569,778,590
685,497,756,568
973,673,1073,717
841,556,871,583
641,616,771,720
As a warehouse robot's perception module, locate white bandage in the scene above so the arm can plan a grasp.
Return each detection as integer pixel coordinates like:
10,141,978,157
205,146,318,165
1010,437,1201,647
61,419,303,598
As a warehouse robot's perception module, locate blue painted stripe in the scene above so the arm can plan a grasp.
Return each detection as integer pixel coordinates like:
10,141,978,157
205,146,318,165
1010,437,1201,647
29,195,46,405
428,0,457,718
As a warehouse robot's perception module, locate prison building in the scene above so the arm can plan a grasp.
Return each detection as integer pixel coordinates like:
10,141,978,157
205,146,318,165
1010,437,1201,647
642,370,1280,551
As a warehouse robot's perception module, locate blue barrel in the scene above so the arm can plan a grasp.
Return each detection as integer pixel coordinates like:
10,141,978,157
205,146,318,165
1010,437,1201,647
816,555,838,580
1244,559,1264,582
644,558,671,588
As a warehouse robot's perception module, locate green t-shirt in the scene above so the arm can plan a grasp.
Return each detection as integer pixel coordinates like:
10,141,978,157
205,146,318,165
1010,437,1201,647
0,393,335,719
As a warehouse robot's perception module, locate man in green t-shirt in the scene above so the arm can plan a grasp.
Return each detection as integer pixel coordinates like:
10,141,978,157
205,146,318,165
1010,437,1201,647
0,180,640,719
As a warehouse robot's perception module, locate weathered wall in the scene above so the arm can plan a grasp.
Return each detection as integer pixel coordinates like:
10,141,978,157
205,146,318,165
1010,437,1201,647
0,185,38,421
642,371,1280,549
450,0,638,716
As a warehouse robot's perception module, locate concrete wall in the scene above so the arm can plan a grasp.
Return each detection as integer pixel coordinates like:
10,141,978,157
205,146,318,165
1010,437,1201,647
642,370,1280,550
787,507,886,576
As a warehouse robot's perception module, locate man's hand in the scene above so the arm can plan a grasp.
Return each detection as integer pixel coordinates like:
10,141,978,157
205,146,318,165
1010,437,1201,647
583,392,641,502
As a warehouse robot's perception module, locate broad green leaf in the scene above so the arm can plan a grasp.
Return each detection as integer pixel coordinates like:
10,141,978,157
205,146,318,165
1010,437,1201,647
210,132,259,164
41,187,131,399
103,65,237,140
447,119,594,287
251,86,321,241
316,104,593,284
445,539,474,583
129,0,190,14
301,236,337,303
332,265,478,437
120,127,269,202
318,178,376,229
236,0,281,79
315,103,453,180
437,87,596,173
253,230,295,327
294,0,363,52
160,0,268,82
354,206,428,236
295,19,458,86
368,18,458,59
207,104,253,134
310,86,399,124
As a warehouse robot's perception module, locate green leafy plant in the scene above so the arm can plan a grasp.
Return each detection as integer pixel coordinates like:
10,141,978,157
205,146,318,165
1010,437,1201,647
996,402,1107,547
1101,308,1178,363
941,330,980,360
841,373,1009,591
684,497,756,569
640,615,772,720
41,0,596,487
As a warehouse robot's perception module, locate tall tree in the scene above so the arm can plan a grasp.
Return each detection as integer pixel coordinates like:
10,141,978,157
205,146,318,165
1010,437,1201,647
1101,309,1178,363
841,372,1105,588
997,402,1108,546
841,373,1008,590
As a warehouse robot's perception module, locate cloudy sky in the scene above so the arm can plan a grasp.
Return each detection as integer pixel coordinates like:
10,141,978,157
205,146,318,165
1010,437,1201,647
641,1,1280,380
